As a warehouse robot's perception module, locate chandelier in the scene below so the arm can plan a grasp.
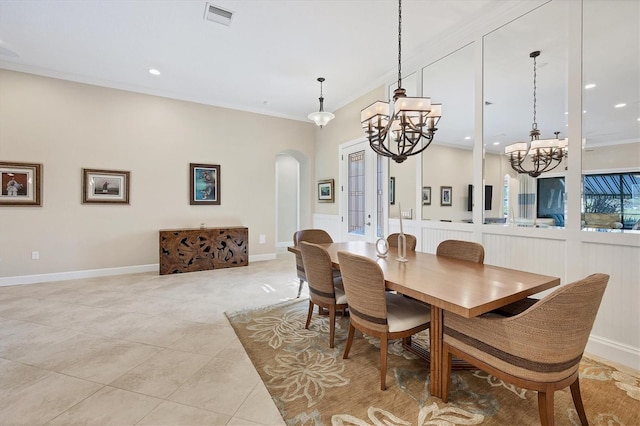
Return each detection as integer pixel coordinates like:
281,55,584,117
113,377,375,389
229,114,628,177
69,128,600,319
360,0,442,164
308,77,335,128
505,50,568,178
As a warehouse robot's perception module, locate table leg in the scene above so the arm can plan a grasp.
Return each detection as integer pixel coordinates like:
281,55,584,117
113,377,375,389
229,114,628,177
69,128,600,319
429,306,443,398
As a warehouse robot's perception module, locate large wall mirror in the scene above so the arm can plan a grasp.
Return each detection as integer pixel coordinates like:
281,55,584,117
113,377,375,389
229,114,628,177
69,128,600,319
582,0,640,232
421,42,475,222
483,1,569,228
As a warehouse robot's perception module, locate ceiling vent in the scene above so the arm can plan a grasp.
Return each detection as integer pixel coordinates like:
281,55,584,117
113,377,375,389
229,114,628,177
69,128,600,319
204,3,234,26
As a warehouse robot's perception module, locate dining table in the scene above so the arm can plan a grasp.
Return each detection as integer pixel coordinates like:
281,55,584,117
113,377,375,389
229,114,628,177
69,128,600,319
288,240,560,398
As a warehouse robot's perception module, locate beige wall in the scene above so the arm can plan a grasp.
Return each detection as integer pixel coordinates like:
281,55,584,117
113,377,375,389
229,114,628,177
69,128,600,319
583,142,640,172
0,70,314,278
313,86,385,216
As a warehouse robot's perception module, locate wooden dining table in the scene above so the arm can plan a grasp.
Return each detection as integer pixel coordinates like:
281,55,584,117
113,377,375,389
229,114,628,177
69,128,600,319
289,241,560,398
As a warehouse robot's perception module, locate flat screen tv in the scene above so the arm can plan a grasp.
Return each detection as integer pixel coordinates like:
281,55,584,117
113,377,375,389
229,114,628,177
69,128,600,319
467,184,493,211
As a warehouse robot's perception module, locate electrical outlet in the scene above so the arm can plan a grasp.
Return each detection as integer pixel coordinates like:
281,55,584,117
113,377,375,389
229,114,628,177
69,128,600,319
31,251,40,260
259,234,266,244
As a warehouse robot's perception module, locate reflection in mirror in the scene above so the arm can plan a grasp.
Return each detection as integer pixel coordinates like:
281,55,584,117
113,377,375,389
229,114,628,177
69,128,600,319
421,43,474,222
389,72,418,219
483,1,569,227
582,0,640,231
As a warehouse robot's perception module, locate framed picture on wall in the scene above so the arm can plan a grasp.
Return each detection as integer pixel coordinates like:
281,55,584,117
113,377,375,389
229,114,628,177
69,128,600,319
440,186,452,206
82,168,130,204
422,186,431,205
389,177,396,205
0,161,42,206
318,179,334,203
190,163,220,205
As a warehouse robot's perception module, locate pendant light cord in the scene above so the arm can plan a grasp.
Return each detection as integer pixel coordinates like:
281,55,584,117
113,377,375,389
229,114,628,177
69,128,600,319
532,52,538,132
397,0,402,90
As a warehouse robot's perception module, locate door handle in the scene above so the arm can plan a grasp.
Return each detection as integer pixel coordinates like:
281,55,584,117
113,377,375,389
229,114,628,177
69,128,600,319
366,222,371,226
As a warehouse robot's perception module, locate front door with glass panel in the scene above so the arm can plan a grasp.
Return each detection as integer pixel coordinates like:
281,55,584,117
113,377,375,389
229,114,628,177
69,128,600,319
340,140,384,242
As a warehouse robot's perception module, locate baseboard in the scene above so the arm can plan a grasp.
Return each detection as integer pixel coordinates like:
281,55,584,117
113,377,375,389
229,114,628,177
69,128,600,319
0,264,159,287
0,253,279,287
586,334,640,371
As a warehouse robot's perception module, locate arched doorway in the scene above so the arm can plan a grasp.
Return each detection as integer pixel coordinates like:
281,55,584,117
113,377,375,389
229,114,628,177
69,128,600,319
275,150,310,248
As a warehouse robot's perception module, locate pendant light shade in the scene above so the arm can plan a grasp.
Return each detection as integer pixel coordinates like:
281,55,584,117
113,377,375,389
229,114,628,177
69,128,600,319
308,77,335,128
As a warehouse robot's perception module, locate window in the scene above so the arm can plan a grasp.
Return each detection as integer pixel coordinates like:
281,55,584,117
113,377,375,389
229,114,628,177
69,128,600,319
537,177,566,226
348,150,365,235
583,172,640,229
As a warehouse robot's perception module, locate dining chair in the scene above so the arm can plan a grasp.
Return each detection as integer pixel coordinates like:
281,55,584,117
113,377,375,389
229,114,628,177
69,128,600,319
337,251,431,390
299,242,348,348
293,229,338,298
442,273,609,426
436,239,484,263
387,233,417,251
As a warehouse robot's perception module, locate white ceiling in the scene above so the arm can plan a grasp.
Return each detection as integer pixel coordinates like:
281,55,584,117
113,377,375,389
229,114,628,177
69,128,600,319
1,0,637,152
0,0,529,121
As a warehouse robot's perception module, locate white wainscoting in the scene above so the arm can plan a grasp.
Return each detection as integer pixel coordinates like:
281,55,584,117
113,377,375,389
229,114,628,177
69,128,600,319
312,213,342,242
581,240,640,369
314,214,640,370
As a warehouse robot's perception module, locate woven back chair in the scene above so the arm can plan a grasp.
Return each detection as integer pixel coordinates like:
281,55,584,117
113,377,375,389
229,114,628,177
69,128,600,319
293,229,335,298
442,273,609,426
387,233,417,251
436,239,484,263
299,242,348,348
337,251,431,390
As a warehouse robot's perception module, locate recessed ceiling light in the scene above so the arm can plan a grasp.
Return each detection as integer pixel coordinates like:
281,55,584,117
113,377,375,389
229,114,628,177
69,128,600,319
464,136,471,140
564,112,568,115
148,68,161,76
614,103,626,108
583,110,587,114
584,83,596,89
493,142,500,145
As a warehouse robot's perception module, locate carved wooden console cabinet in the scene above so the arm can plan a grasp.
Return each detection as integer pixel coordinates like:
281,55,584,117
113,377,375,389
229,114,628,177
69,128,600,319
159,227,248,275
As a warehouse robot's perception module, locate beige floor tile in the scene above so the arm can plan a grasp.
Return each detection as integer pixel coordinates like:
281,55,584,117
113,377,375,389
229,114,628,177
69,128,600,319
118,315,209,347
233,381,286,426
110,348,212,398
137,400,231,426
15,332,160,384
47,386,161,426
0,371,102,426
0,358,52,392
168,323,238,356
168,356,261,416
0,321,81,361
0,254,301,424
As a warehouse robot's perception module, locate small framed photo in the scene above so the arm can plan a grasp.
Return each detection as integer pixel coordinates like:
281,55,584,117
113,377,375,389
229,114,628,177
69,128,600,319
0,161,42,206
82,168,130,204
389,177,396,205
422,186,431,205
318,179,334,203
440,186,452,206
190,163,220,205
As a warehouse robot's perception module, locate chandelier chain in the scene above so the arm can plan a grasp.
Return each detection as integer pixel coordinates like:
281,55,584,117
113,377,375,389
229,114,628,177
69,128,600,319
397,0,402,89
532,53,537,131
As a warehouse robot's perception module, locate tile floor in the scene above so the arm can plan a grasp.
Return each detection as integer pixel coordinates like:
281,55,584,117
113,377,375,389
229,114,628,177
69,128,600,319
0,252,303,426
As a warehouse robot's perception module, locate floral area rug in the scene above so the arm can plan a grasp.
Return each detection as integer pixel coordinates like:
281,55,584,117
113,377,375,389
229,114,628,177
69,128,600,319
226,299,640,425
